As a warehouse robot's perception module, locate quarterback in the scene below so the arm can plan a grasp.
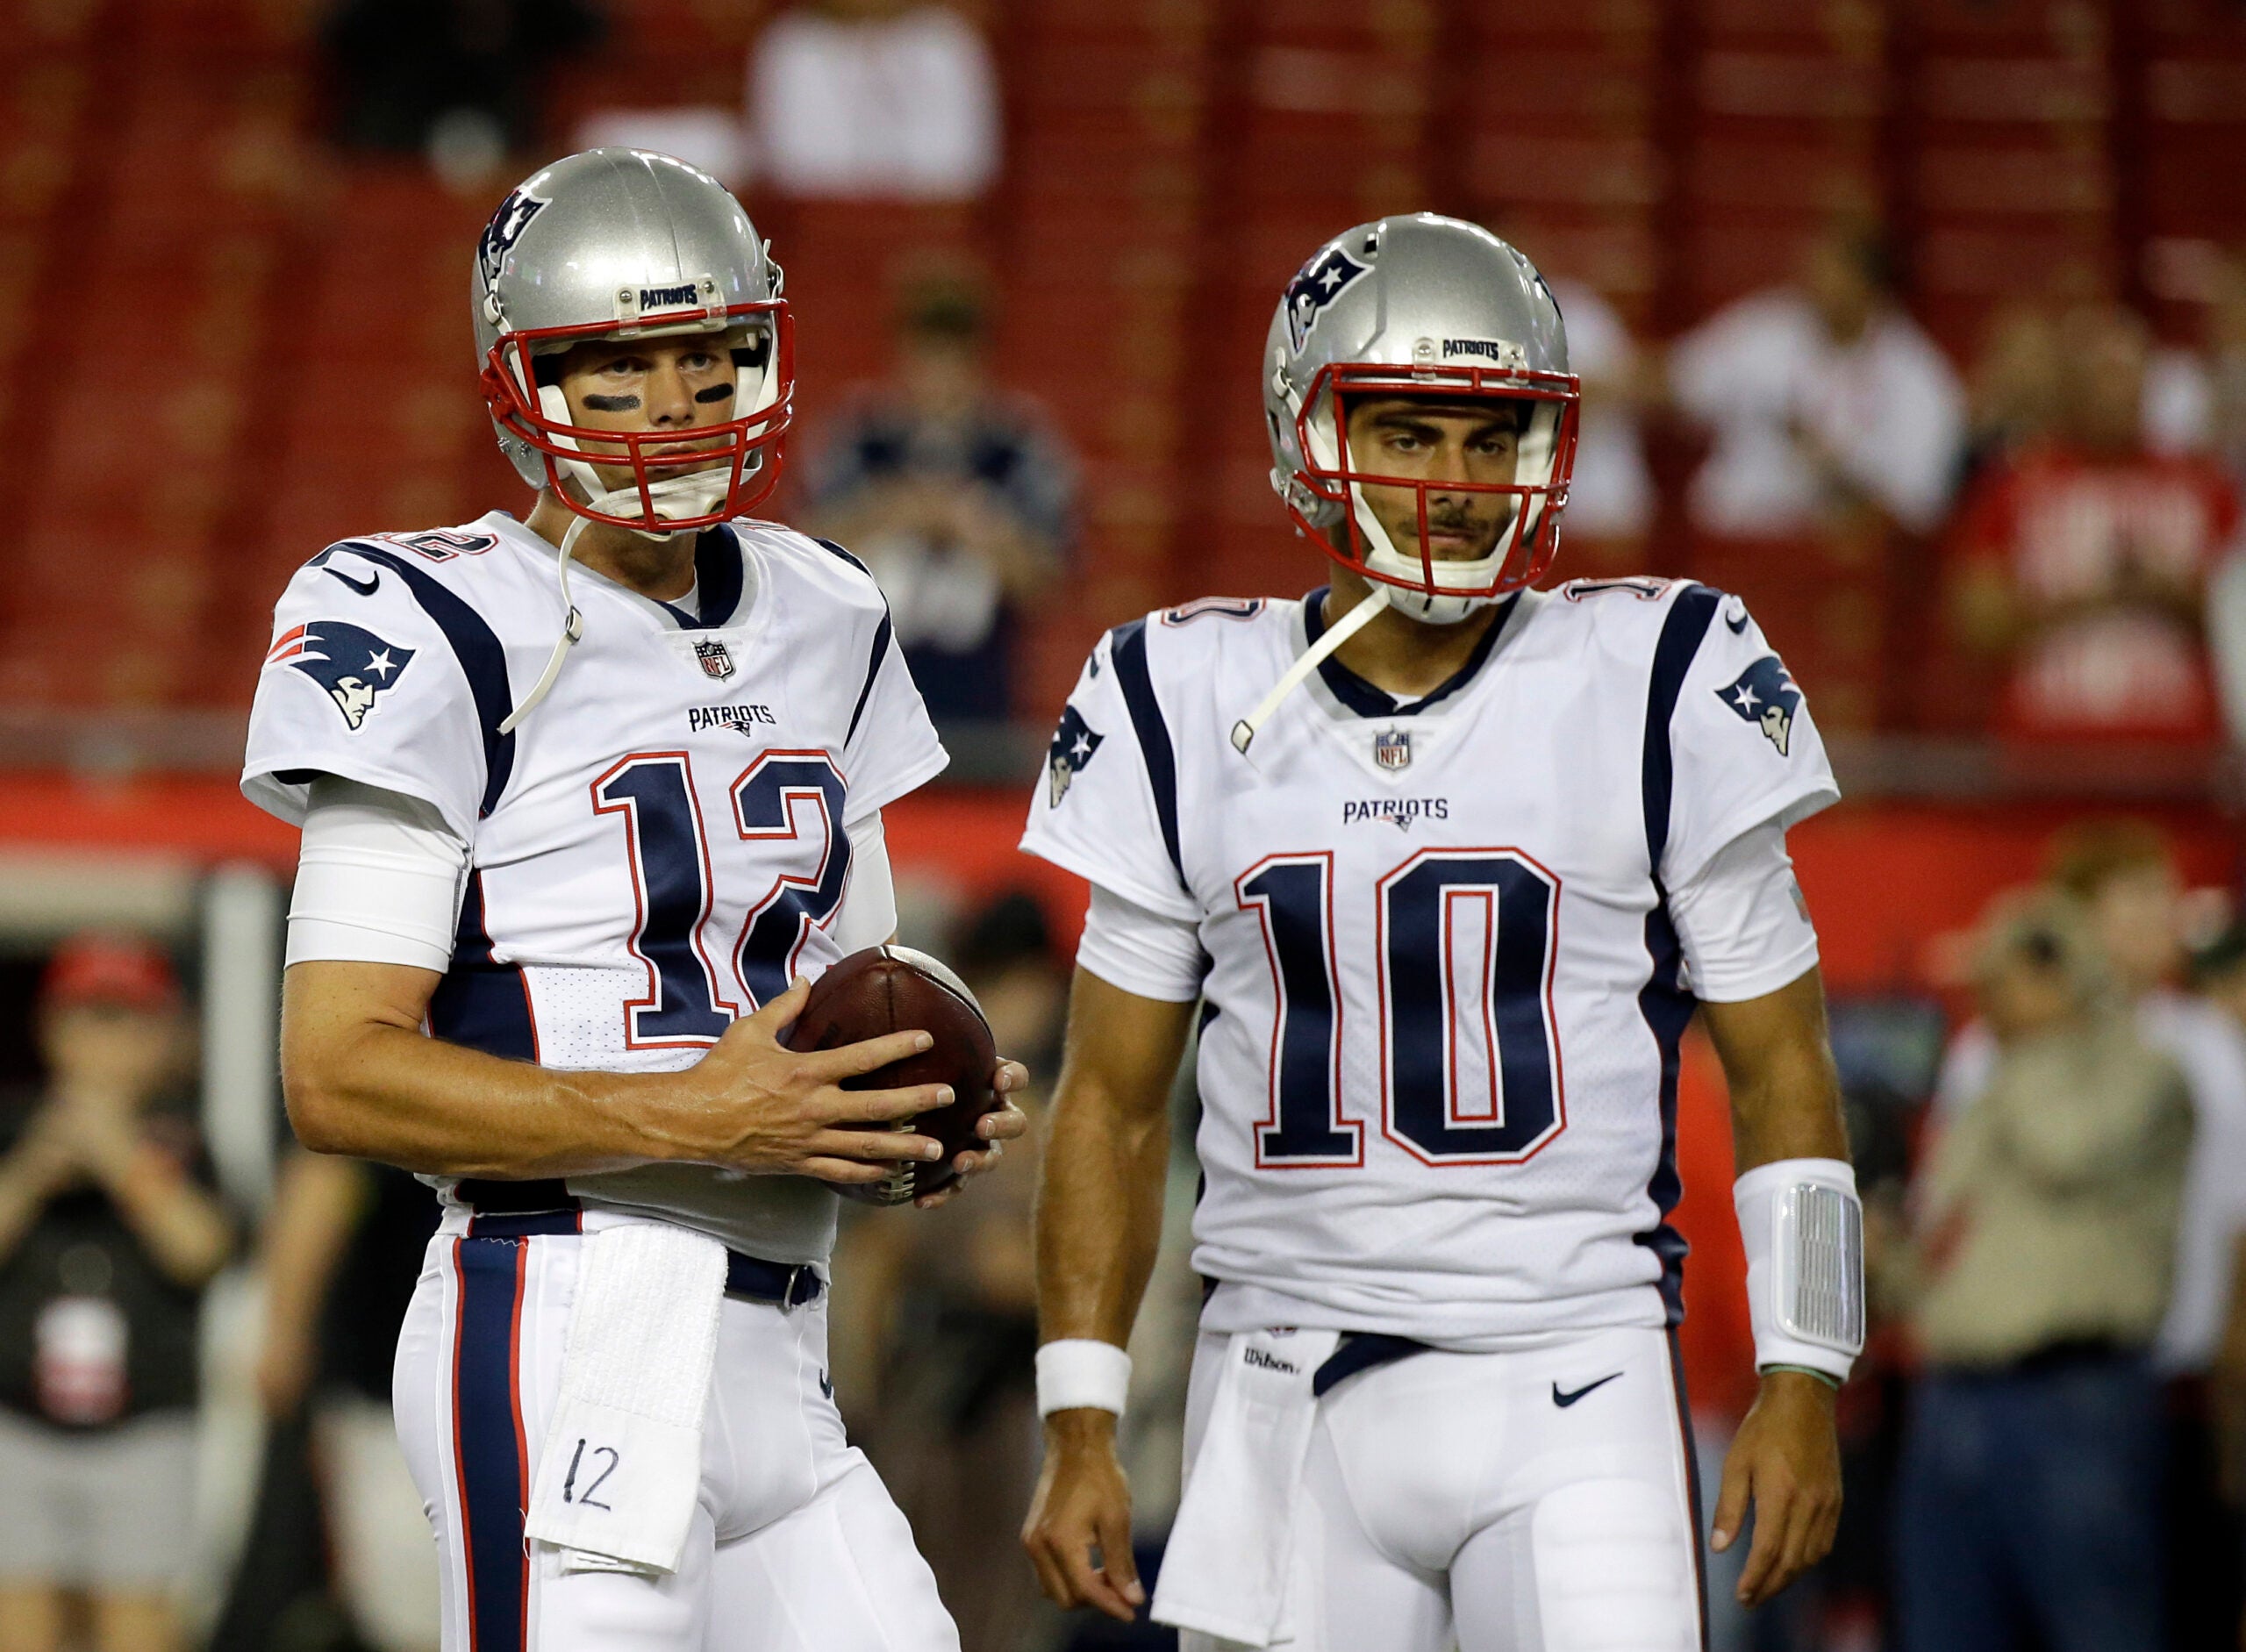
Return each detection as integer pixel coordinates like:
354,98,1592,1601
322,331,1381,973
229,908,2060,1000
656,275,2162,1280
1019,216,1863,1650
247,150,1024,1651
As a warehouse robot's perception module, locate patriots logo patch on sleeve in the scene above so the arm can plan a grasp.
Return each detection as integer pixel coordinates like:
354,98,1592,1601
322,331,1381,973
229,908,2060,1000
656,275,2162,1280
1284,245,1371,353
1715,655,1802,756
1047,704,1105,806
267,621,416,732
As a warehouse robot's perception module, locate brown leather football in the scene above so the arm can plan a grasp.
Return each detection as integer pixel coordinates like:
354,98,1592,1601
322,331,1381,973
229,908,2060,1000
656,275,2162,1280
783,944,999,1206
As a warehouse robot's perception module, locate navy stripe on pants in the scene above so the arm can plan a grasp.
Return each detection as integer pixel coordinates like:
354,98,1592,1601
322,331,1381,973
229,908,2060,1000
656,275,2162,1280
452,1236,531,1652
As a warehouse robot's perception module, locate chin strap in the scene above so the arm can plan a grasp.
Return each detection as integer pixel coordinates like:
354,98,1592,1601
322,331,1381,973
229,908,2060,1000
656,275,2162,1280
1229,583,1391,755
498,512,589,736
498,471,731,735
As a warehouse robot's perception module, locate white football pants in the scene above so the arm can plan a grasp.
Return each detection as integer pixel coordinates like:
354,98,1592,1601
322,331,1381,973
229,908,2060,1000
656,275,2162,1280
1176,1324,1706,1652
392,1214,957,1652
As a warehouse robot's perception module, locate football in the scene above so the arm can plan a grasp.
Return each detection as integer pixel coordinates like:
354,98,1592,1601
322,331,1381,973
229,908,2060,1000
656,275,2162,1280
784,945,1000,1206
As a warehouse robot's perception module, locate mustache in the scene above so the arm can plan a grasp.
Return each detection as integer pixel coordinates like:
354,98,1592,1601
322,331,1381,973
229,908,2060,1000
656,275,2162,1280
1417,503,1495,534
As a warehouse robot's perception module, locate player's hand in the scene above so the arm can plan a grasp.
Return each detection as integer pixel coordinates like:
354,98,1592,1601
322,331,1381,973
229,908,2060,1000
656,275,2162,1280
1711,1370,1842,1608
913,1059,1030,1209
1023,1409,1144,1622
664,979,952,1186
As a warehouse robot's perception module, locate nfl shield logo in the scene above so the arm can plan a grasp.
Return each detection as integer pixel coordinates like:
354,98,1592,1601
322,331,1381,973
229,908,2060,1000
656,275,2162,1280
694,639,735,681
1374,729,1412,770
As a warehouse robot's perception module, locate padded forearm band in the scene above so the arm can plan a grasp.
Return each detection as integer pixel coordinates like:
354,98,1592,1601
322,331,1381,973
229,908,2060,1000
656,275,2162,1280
1735,1157,1865,1384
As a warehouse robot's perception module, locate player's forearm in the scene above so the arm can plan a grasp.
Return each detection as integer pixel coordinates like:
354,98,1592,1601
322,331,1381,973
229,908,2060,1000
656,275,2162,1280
1034,1070,1170,1348
282,972,678,1178
1727,1047,1849,1170
1703,969,1851,1172
288,1021,679,1178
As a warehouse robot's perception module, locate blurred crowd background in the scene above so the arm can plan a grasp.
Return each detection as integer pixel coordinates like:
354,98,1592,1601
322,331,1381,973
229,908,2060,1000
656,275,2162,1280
4,0,2246,1648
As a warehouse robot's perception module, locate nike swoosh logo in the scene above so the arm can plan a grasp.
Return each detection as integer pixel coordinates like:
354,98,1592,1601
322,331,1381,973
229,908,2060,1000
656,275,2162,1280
1725,605,1749,634
325,566,379,597
1552,1372,1623,1408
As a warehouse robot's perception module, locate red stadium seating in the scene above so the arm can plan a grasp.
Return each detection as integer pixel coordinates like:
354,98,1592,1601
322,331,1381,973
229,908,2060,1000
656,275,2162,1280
1,0,2237,738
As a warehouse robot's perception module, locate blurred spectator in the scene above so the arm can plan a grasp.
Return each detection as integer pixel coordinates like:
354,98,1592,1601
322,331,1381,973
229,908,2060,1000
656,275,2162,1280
831,892,1065,1652
2143,245,2246,485
0,933,232,1652
246,1153,442,1652
803,271,1074,733
2189,916,2246,1652
1961,299,2064,486
323,0,604,176
750,0,999,200
1949,304,2246,747
1894,889,2191,1652
1668,222,1964,540
1935,822,2246,1646
1547,279,1656,575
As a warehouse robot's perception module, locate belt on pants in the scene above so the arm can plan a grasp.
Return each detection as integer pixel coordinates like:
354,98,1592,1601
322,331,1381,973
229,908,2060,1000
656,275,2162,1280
454,1177,825,1308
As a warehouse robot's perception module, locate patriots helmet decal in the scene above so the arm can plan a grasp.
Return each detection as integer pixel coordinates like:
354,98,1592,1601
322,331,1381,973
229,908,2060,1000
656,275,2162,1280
1715,654,1802,756
1284,244,1371,353
1047,704,1105,807
476,184,547,289
268,621,416,732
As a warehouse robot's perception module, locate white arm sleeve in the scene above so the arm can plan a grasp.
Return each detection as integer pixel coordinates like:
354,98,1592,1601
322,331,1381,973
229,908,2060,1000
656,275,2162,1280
1076,883,1206,1003
833,811,899,952
286,776,471,971
1666,819,1820,1003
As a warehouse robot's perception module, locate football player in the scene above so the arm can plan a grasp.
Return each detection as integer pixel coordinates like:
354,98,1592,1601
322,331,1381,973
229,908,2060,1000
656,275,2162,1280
1018,215,1863,1651
246,149,1026,1652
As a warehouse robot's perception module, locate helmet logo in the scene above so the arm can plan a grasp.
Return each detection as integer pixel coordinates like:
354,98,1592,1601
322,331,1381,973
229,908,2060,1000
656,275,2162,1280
478,186,549,288
1284,245,1371,354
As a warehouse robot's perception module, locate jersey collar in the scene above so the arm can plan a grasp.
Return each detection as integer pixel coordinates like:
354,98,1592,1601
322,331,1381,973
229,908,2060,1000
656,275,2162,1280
658,526,745,630
488,514,749,632
1299,585,1518,719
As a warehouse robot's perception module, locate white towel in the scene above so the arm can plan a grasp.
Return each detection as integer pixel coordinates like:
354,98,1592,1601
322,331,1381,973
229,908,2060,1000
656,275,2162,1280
1150,1327,1341,1648
524,1222,728,1575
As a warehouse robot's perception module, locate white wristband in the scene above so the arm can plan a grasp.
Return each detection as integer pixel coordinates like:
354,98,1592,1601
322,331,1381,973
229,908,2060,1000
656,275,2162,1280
1735,1157,1864,1385
1035,1338,1133,1418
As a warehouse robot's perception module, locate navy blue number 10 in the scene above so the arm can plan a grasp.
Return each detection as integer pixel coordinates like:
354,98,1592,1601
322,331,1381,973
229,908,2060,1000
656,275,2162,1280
1237,855,1360,1166
1239,848,1563,1167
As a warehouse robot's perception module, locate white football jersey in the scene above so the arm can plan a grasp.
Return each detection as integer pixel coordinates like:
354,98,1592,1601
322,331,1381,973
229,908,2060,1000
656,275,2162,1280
244,511,945,1263
1021,580,1839,1346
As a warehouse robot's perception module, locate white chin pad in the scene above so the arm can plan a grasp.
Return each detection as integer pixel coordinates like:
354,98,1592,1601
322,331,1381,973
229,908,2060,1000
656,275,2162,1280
536,383,610,503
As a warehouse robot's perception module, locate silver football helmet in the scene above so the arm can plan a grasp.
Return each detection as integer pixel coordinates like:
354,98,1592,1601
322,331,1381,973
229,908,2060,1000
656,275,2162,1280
473,147,791,538
1264,215,1578,624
